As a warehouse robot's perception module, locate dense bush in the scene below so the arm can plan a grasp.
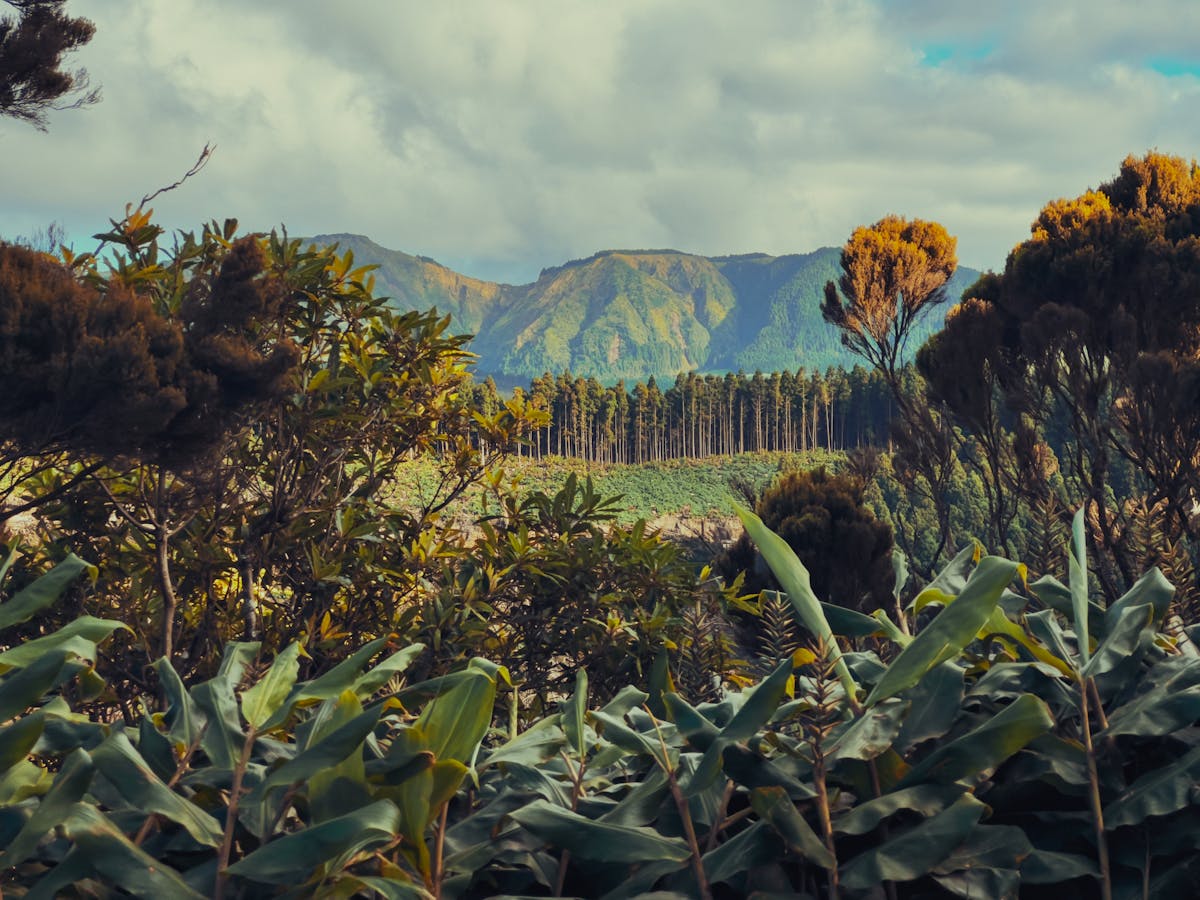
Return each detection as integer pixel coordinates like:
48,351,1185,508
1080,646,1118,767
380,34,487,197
4,514,1200,897
720,466,894,614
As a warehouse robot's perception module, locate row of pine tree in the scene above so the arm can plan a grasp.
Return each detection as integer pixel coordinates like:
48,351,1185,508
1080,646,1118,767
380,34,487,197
468,366,899,464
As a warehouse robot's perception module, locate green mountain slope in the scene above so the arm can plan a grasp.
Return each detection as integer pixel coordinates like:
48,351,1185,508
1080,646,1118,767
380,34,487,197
308,234,980,382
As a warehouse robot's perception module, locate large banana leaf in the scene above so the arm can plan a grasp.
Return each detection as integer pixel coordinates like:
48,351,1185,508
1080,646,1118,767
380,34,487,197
867,557,1020,706
225,799,402,886
508,798,691,864
735,504,858,700
840,794,988,889
896,694,1054,788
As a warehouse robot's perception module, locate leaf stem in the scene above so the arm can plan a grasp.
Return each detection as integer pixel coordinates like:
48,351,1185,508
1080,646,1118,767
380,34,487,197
214,726,257,900
1080,676,1112,900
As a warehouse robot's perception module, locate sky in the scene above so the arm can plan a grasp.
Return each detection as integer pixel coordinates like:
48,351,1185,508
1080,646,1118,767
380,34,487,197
5,0,1200,284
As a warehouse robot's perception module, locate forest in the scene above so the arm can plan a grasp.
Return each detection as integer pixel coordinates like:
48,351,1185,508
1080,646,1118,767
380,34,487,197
5,5,1200,898
467,366,898,463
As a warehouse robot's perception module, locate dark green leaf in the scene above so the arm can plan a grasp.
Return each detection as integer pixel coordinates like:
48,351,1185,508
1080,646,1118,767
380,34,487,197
736,505,858,700
241,642,301,729
508,798,691,863
827,698,908,765
834,784,963,835
751,786,834,868
1082,603,1154,679
700,820,780,886
0,616,125,669
0,554,91,631
61,802,204,898
226,799,401,885
840,794,987,889
0,749,94,867
897,694,1053,788
91,730,222,848
895,662,964,751
1104,744,1200,829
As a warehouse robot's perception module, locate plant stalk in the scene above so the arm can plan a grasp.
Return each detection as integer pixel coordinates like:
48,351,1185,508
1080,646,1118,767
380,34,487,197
812,752,840,900
1079,676,1112,900
214,726,257,900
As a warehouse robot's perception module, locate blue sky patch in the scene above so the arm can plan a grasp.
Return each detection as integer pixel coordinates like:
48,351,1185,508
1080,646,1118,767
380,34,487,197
920,40,996,68
1147,57,1200,78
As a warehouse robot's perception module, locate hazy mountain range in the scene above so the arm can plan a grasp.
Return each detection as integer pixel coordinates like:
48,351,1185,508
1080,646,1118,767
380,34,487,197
309,233,981,384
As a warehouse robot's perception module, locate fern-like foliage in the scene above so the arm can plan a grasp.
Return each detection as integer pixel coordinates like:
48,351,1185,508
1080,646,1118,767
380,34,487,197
756,589,801,675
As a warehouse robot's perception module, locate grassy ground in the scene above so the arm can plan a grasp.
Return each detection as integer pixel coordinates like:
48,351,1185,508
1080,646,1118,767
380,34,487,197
392,448,846,528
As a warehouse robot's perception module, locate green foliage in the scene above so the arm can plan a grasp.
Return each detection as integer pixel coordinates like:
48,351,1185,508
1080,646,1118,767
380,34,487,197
5,514,1200,897
4,213,541,694
397,474,743,711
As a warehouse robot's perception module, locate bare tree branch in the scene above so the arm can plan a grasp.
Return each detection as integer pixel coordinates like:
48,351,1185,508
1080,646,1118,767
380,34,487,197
137,143,216,210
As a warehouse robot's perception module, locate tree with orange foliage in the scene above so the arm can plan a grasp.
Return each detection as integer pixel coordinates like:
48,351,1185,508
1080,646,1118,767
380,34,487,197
823,215,961,572
822,215,957,406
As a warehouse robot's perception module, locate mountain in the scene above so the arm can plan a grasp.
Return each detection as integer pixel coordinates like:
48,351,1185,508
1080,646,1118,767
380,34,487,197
308,233,981,383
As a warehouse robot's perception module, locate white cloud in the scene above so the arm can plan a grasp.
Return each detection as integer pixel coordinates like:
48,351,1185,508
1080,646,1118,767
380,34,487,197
4,0,1200,281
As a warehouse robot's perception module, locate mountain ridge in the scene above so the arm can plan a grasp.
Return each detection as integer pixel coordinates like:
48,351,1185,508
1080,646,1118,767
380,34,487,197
308,233,981,383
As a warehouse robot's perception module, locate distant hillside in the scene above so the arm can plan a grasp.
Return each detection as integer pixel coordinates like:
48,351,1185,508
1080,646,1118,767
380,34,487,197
309,233,980,382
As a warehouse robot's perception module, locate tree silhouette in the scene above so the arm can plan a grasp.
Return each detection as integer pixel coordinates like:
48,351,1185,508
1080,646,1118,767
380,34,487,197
0,0,97,129
721,467,894,614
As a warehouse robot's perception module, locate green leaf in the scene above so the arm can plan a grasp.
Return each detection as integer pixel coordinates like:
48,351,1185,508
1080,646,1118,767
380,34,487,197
341,876,435,899
735,504,858,700
91,730,222,848
895,662,964,751
1020,849,1099,884
685,658,794,795
892,547,910,603
0,711,44,773
827,698,908,765
0,749,94,867
252,700,380,805
897,694,1054,788
1069,506,1090,667
1100,657,1200,739
1082,603,1154,679
834,784,964,835
305,691,372,824
663,693,721,751
191,642,258,768
60,802,205,898
0,651,71,722
151,657,202,750
508,798,691,863
820,602,888,639
281,641,425,723
481,715,566,768
225,799,402,885
0,616,126,669
751,786,834,868
840,794,987,889
1104,567,1174,636
561,669,588,757
866,557,1019,707
0,554,91,631
241,642,301,730
700,820,781,886
415,662,497,764
1104,744,1200,829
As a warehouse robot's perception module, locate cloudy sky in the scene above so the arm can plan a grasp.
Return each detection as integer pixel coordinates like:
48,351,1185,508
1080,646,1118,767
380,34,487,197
5,0,1200,283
